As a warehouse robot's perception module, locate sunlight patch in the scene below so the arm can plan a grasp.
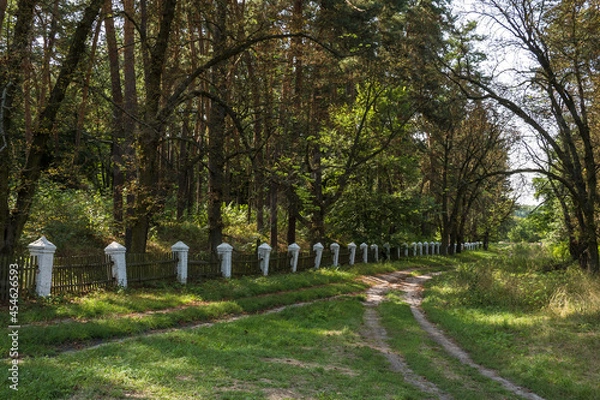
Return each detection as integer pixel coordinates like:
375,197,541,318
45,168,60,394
261,357,358,376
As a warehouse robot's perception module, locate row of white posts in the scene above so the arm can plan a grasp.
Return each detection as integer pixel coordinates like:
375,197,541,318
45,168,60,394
26,236,482,297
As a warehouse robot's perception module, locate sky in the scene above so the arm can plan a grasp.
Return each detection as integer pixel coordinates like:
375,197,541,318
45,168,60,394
451,0,542,206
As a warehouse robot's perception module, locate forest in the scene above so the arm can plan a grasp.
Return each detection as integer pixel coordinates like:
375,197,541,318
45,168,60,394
0,0,598,273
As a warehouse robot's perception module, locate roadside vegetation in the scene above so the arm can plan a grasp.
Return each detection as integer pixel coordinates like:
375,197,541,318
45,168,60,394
421,244,600,399
2,245,600,399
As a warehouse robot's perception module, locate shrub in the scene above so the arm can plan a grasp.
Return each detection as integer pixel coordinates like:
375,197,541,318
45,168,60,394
22,178,112,255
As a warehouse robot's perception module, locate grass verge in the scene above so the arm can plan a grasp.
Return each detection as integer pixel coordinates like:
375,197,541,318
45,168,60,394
1,255,464,358
422,245,600,400
5,280,369,357
2,298,430,400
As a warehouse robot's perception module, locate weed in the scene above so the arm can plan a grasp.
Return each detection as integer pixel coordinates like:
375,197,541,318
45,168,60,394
423,244,600,399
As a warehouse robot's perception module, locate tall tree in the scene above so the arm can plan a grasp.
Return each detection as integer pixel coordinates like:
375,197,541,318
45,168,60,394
127,0,178,253
206,0,228,252
0,0,104,256
422,100,512,254
449,0,600,272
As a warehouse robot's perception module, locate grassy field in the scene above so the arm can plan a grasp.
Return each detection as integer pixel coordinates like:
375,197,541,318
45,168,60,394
422,245,600,400
2,246,599,399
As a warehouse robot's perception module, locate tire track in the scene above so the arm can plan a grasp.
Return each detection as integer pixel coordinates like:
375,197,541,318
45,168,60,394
361,272,453,400
368,271,546,400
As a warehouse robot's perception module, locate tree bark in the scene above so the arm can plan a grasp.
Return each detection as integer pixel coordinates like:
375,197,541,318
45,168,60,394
1,0,104,256
103,0,126,231
269,179,278,248
129,0,177,253
0,0,37,256
207,0,228,252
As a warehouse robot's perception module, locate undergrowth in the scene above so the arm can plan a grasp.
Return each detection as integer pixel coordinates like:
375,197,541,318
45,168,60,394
423,244,600,399
445,244,600,315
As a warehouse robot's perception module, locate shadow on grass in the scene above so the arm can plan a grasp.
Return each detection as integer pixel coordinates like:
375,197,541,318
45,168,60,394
5,299,428,400
422,280,600,400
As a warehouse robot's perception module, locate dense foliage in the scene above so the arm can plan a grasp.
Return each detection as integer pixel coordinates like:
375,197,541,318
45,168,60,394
11,0,598,259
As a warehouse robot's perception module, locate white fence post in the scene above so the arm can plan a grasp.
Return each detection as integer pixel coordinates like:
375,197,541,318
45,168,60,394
258,243,272,276
371,244,379,262
424,241,429,255
383,243,391,261
348,242,357,266
330,243,340,267
418,242,423,256
28,236,57,297
104,241,128,288
411,242,417,256
313,242,324,269
360,243,368,263
217,242,233,278
404,243,409,257
171,241,189,284
288,243,300,272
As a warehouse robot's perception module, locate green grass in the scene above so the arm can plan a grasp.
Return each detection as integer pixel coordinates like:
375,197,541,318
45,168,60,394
3,298,429,400
4,280,369,357
0,253,474,358
422,245,600,400
6,245,597,399
5,269,358,325
3,261,434,357
379,292,522,399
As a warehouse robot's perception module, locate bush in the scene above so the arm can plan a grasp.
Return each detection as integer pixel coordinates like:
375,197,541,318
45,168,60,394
153,221,209,253
22,178,112,255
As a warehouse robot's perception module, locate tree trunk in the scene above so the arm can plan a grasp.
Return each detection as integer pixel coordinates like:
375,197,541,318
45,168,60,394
207,0,228,252
0,0,37,256
0,0,7,32
122,0,139,249
128,0,177,253
581,201,599,273
483,230,490,250
269,180,278,248
103,0,125,230
287,189,298,245
0,0,104,256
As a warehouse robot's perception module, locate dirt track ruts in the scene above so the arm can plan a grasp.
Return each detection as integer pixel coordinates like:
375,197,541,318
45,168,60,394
361,270,546,400
31,267,547,400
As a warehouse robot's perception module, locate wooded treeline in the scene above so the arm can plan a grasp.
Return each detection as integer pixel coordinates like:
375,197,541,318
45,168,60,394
0,0,597,272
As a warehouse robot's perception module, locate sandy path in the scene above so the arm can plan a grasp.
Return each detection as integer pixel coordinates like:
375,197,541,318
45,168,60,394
363,270,546,400
361,271,453,399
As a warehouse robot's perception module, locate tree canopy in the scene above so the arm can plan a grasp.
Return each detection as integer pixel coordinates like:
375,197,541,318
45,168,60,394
2,0,593,272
